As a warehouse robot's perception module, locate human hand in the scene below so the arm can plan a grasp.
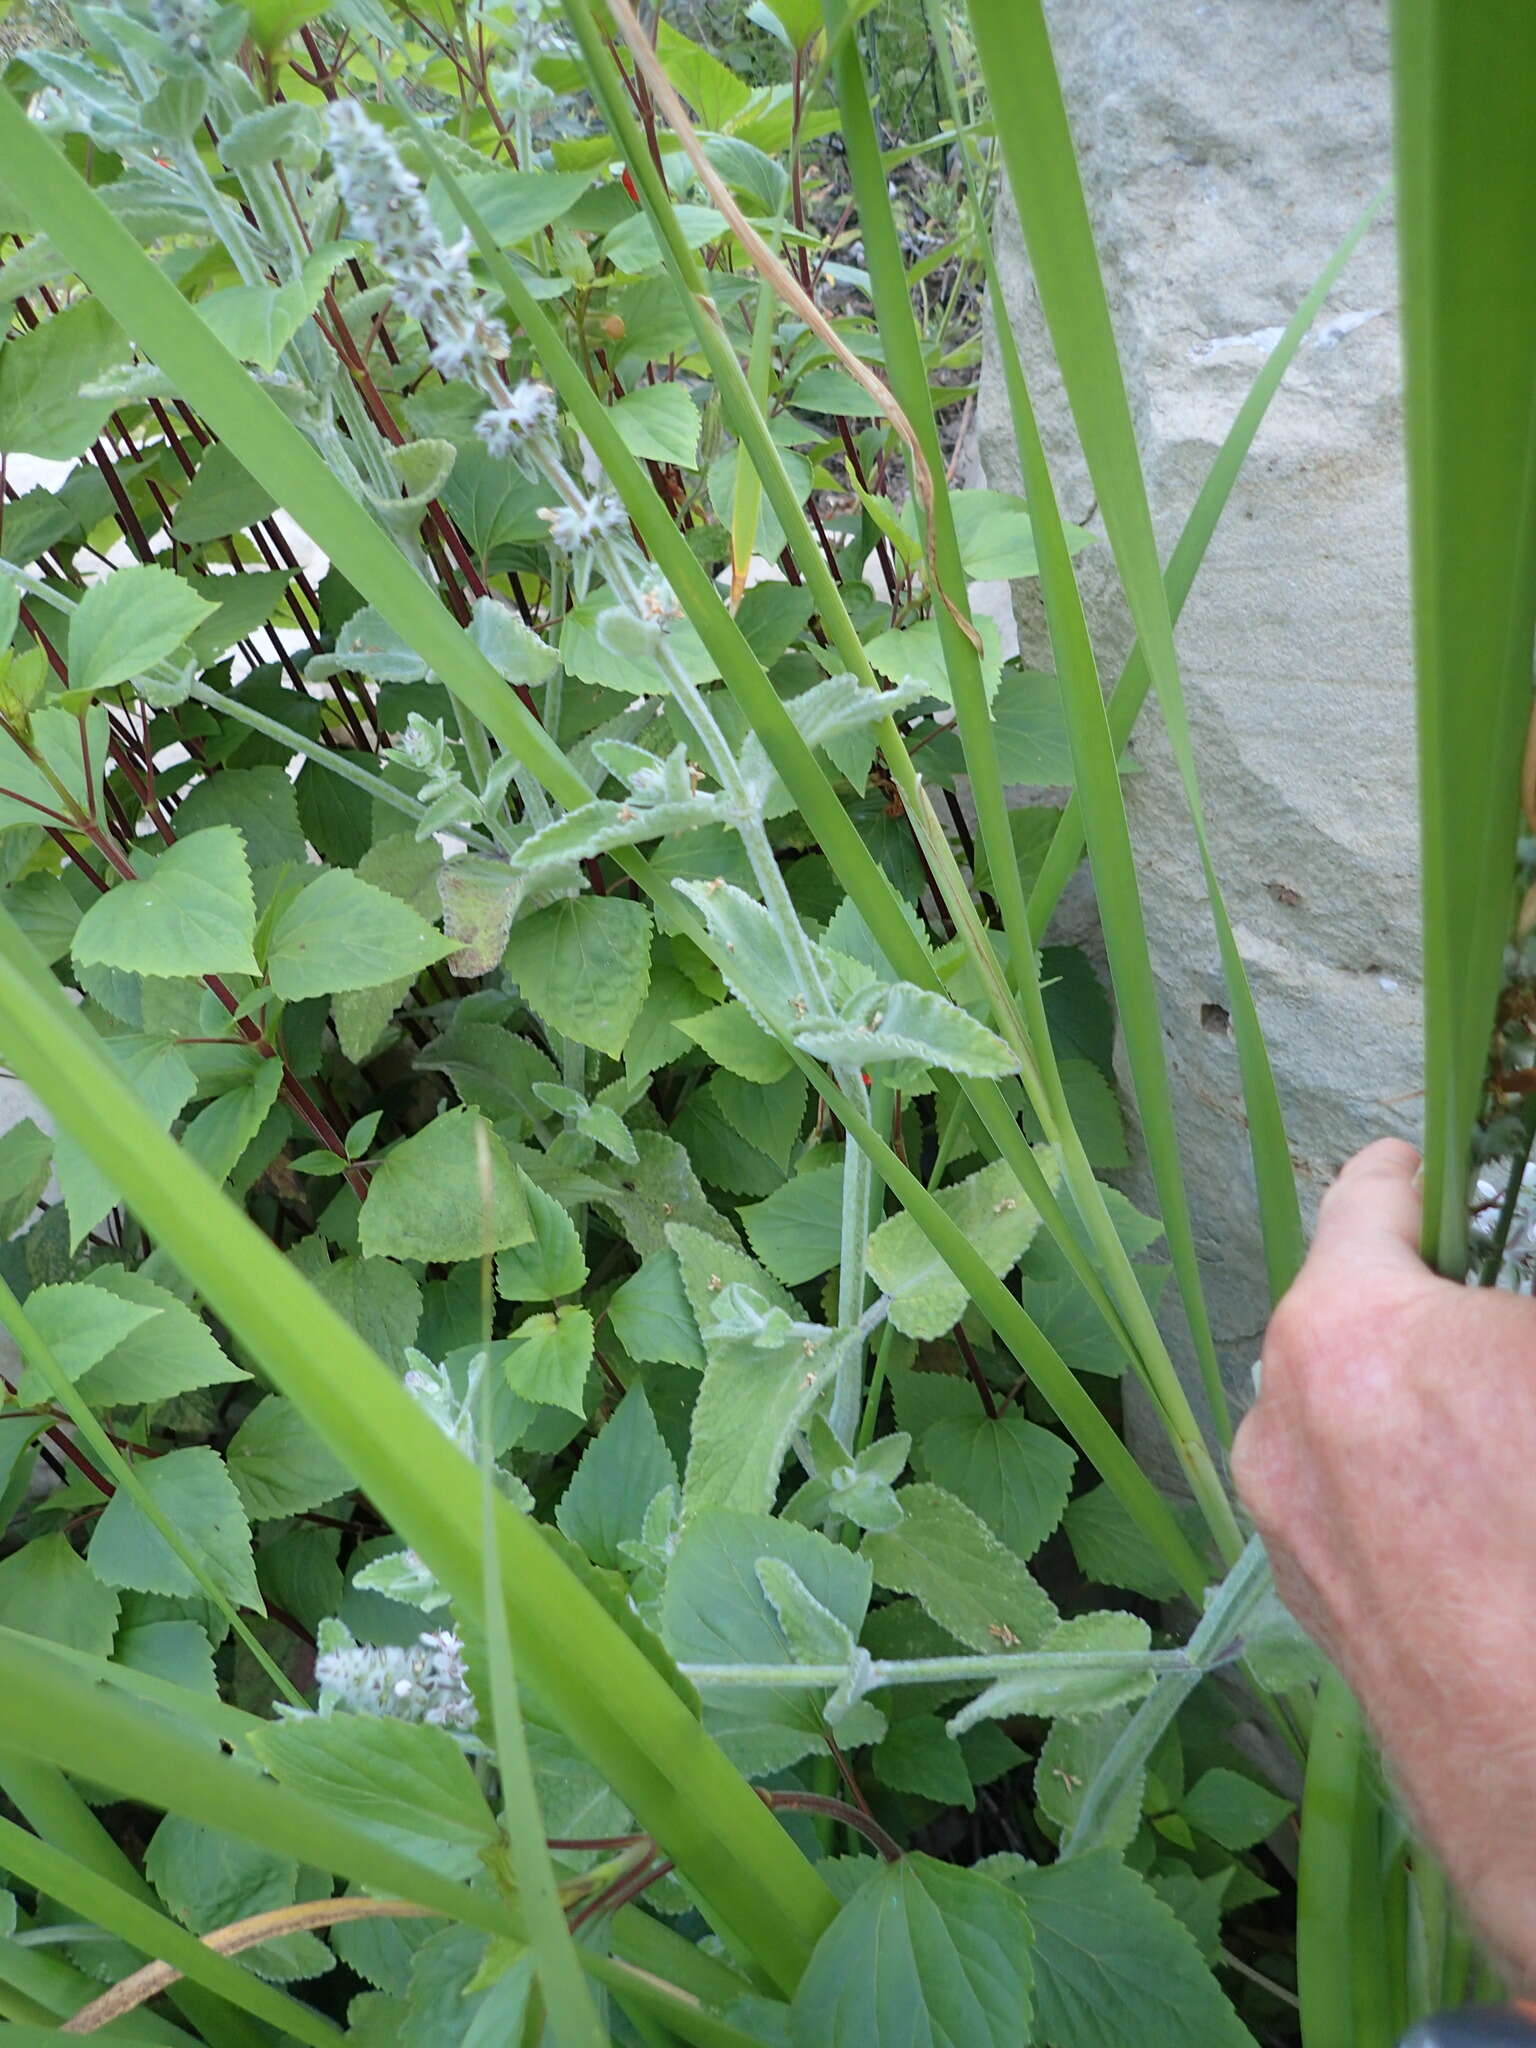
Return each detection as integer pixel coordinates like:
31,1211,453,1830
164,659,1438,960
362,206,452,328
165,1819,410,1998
1233,1139,1536,1984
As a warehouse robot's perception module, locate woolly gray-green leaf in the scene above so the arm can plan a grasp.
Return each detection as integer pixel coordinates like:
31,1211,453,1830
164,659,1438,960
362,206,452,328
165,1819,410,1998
863,1484,1057,1652
869,1157,1054,1340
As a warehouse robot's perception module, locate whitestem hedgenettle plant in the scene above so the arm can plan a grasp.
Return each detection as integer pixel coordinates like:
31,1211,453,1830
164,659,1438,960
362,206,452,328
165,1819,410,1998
0,0,1525,2041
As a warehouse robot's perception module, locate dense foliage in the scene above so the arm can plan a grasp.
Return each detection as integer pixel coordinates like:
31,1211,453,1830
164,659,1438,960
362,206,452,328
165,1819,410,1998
0,0,1524,2041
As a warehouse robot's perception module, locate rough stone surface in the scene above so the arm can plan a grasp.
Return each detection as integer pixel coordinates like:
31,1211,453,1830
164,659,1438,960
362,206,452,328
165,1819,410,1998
977,0,1420,1422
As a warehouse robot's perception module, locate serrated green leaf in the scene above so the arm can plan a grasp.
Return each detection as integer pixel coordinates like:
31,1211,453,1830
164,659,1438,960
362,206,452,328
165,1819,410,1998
869,1157,1053,1340
248,1714,499,1852
76,1267,246,1407
1056,1057,1128,1170
673,878,814,1037
677,1000,792,1083
789,1854,1033,2048
560,590,718,699
359,1109,532,1263
794,979,1017,1081
609,382,702,468
862,613,1004,710
227,1395,355,1521
494,1174,586,1302
711,1067,806,1171
266,866,452,1000
513,791,726,871
662,1508,877,1775
0,1532,119,1657
991,1851,1256,2048
467,596,559,686
436,168,593,247
0,1116,51,1236
509,895,651,1058
145,1816,333,1983
1036,1711,1142,1853
172,443,280,545
196,250,342,372
740,1162,845,1286
755,1555,856,1667
1180,1767,1292,1852
54,1033,197,1248
863,1483,1056,1652
542,1129,732,1258
502,1304,593,1415
185,567,294,666
670,1221,844,1516
66,564,216,697
115,1616,219,1705
605,1252,706,1370
218,101,325,171
917,1412,1075,1561
307,1254,422,1374
0,297,130,458
72,826,258,979
87,1445,260,1610
556,1388,677,1571
13,1277,159,1398
1061,1483,1185,1600
872,1714,974,1811
181,1058,285,1190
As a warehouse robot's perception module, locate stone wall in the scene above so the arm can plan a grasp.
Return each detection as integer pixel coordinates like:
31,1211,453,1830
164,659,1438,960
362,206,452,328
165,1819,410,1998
977,0,1420,1419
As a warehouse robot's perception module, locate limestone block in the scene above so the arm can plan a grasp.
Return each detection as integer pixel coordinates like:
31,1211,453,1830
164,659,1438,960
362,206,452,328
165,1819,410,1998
976,0,1419,1412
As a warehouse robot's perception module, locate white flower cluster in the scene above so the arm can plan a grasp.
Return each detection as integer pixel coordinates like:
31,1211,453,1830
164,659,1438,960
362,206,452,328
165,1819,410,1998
488,0,568,116
1470,1155,1536,1288
328,112,664,629
476,378,559,458
325,103,508,377
314,1627,479,1735
539,493,629,557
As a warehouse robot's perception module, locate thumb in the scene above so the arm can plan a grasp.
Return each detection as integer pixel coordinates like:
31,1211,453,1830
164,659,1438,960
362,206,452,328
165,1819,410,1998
1307,1138,1426,1279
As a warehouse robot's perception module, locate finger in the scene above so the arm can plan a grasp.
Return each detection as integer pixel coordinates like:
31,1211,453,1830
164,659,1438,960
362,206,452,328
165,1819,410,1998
1308,1137,1426,1276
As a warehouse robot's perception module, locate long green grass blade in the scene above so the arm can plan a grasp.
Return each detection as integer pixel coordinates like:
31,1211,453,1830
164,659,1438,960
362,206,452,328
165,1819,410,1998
809,0,1223,1461
1392,0,1536,1271
0,1759,267,2048
1296,1670,1369,2048
924,0,1231,1440
0,1632,760,2048
0,1815,344,2046
778,1053,1215,1598
478,1387,607,2044
966,0,1305,1300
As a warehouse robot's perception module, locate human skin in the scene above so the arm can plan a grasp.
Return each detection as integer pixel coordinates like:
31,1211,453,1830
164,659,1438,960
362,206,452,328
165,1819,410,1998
1232,1138,1536,1982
